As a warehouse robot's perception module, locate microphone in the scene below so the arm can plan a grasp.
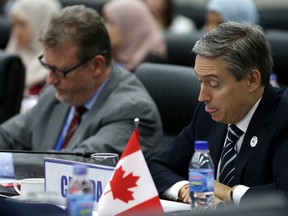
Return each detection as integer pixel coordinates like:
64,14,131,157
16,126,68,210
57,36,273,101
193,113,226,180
0,149,94,158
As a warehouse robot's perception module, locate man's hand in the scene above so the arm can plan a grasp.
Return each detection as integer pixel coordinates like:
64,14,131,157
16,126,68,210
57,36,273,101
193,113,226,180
178,181,234,205
214,195,225,207
178,184,189,203
214,180,232,203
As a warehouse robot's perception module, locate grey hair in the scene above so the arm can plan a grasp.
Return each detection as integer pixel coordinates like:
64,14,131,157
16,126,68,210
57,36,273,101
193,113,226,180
39,5,111,65
192,22,273,86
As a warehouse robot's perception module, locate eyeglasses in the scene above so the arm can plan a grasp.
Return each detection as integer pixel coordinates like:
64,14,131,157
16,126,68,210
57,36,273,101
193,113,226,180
38,52,104,78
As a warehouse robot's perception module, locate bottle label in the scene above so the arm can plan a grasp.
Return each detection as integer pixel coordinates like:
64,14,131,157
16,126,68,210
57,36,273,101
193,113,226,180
67,193,94,216
189,169,214,192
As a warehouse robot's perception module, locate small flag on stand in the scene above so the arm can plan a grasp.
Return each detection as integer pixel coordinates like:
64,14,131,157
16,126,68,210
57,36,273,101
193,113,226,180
98,118,163,215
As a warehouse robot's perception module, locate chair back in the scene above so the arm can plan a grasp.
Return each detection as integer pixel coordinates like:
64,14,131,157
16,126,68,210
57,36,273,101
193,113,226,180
135,63,200,144
145,33,201,68
0,16,12,49
266,30,288,86
0,50,25,123
259,8,288,31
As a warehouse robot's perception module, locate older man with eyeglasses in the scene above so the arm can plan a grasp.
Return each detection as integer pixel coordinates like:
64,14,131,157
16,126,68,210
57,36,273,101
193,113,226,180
0,5,163,178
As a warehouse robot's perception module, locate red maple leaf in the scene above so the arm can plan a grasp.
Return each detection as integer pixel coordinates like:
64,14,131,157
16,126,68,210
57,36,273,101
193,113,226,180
104,165,140,203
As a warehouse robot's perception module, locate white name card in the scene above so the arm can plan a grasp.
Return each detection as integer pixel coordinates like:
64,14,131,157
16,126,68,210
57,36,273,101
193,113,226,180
44,157,114,210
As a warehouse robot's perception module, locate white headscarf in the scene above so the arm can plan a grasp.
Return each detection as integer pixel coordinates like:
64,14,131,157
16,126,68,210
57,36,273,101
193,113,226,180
5,0,61,88
207,0,259,25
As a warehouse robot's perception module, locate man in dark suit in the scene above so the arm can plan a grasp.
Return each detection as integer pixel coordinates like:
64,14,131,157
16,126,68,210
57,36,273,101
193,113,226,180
149,21,288,206
0,5,162,178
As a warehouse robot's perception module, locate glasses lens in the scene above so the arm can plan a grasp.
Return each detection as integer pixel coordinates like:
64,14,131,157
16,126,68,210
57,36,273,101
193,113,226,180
39,56,65,77
39,52,102,78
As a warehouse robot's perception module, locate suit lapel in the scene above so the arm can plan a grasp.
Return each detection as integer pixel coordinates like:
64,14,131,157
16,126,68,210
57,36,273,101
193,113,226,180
234,123,267,184
40,103,70,150
68,106,100,149
67,64,123,149
233,86,277,184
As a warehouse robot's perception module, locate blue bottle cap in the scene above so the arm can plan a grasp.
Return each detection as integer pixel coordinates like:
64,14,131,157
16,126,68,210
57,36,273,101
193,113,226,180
73,164,88,175
194,140,208,150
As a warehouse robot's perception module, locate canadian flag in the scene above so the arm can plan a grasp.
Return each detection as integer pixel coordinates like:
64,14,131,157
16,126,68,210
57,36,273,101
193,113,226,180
98,128,164,215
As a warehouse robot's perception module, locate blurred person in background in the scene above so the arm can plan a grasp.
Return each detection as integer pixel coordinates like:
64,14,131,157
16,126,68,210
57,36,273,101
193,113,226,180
5,0,61,96
143,0,196,34
102,0,166,72
204,0,259,32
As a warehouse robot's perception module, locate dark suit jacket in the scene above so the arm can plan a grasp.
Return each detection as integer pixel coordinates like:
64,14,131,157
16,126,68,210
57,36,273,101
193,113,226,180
0,64,163,177
149,85,288,202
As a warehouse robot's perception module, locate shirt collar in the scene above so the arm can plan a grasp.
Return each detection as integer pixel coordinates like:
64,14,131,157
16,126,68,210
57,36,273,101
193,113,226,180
82,76,110,111
235,97,262,133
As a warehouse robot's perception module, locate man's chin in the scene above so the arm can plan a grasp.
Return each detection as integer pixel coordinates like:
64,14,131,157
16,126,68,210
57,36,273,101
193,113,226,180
55,93,77,106
211,114,222,123
55,92,66,103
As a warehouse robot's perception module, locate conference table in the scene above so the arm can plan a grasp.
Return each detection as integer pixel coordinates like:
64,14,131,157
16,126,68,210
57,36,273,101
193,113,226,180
0,177,190,215
2,177,288,216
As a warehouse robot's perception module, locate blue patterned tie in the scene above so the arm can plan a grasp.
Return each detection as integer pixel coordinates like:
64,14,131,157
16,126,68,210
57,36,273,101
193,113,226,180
219,124,244,186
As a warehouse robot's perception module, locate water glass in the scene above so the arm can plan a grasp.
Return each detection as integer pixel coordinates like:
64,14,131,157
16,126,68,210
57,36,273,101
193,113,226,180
89,153,119,167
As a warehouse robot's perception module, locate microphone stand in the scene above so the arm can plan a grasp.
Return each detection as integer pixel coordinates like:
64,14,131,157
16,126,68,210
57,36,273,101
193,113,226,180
0,150,93,158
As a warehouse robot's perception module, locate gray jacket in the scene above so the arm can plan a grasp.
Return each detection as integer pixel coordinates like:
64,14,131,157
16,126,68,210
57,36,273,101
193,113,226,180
0,65,163,178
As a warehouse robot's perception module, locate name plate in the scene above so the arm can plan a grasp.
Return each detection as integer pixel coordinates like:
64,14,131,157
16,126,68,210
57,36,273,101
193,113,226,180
44,157,114,210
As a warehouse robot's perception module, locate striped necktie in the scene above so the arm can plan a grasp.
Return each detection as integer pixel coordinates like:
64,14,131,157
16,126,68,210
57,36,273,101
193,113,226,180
61,106,87,149
219,124,244,186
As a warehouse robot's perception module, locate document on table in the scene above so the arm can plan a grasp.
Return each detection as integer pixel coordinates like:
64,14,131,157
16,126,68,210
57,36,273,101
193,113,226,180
160,199,190,212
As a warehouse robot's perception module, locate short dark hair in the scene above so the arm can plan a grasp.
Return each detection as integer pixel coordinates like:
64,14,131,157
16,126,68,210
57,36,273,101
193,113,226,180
39,5,112,65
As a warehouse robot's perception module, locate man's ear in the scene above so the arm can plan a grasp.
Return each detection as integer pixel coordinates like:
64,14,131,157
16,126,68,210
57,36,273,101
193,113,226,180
247,69,261,93
91,55,106,77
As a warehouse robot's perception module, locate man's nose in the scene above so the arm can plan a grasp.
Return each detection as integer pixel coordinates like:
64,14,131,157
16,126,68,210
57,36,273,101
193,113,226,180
198,87,211,102
46,71,59,85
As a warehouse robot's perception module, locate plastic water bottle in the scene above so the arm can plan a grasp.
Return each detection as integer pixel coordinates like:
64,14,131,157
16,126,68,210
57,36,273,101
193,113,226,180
189,140,214,210
67,164,94,216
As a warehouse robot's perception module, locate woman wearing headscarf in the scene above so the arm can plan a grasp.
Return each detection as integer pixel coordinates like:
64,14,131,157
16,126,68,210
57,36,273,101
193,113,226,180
204,0,259,32
5,0,61,95
144,0,196,34
102,0,167,71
